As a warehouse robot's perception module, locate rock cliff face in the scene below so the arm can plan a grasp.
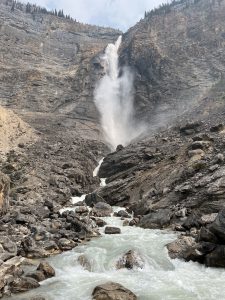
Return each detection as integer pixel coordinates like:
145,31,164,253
0,0,120,122
119,0,225,129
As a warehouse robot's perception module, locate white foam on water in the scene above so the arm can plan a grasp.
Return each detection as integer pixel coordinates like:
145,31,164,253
71,194,86,204
100,178,106,187
13,158,225,300
11,216,225,300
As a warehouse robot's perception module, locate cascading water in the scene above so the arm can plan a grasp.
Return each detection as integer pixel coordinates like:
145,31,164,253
94,36,146,150
11,159,225,300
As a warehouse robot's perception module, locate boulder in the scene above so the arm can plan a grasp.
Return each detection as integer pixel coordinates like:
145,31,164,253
116,145,124,152
21,236,48,259
9,277,40,293
208,209,225,244
189,141,211,150
167,236,197,260
205,245,225,267
200,213,217,225
104,227,121,234
197,227,218,243
75,206,89,214
129,218,139,226
123,220,129,226
37,261,55,279
210,124,224,132
78,255,91,271
92,202,113,217
0,237,17,261
16,213,36,225
95,218,107,227
114,210,130,218
85,193,105,207
116,250,144,270
0,256,25,291
0,172,10,216
26,270,46,282
182,213,200,230
139,209,171,229
92,282,137,300
179,122,201,135
58,238,76,251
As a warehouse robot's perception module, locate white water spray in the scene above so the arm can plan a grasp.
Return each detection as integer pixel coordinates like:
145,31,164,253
94,36,145,150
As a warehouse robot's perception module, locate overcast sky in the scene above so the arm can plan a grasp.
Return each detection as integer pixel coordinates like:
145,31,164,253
21,0,167,31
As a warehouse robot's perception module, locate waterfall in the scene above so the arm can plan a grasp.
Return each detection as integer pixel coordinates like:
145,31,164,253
94,36,145,150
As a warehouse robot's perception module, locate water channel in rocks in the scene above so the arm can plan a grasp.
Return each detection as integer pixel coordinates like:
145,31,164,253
10,159,225,300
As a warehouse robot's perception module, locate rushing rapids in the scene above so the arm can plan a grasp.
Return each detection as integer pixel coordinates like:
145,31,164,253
9,159,225,300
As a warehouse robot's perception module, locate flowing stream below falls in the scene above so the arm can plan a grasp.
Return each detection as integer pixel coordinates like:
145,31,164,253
11,160,225,300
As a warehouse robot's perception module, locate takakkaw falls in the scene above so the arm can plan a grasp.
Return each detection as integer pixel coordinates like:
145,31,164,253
2,1,225,300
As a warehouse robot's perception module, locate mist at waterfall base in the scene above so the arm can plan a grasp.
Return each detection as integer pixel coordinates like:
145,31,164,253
94,36,146,150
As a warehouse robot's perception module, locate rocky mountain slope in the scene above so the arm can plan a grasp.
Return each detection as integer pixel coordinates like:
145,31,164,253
0,0,120,122
0,106,36,157
120,0,225,129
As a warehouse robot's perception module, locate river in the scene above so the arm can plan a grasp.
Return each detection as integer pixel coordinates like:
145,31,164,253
10,160,225,300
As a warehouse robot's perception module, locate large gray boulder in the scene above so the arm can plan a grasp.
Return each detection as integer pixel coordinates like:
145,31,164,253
139,209,171,229
92,202,113,217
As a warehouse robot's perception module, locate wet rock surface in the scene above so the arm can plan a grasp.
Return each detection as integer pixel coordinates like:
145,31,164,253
92,202,113,217
105,227,121,235
116,250,144,270
92,282,137,300
0,256,55,296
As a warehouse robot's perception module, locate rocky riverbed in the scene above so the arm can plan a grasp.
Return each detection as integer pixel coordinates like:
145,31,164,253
90,118,225,268
2,118,225,299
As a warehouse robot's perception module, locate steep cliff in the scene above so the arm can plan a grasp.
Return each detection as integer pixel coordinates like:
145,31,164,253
0,0,120,126
120,0,225,129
